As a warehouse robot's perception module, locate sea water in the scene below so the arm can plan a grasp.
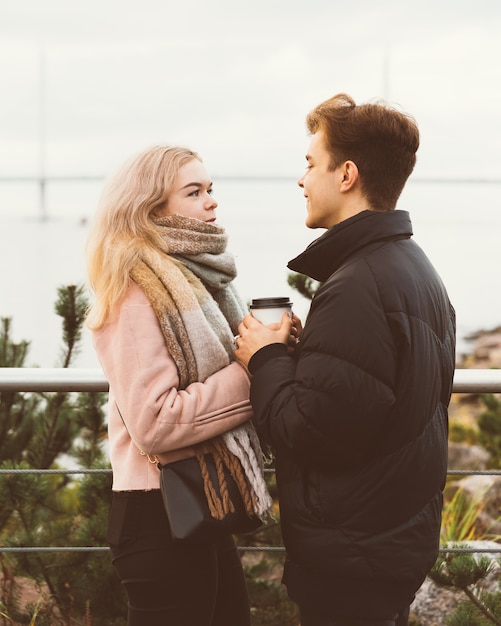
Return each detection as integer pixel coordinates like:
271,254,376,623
0,177,500,368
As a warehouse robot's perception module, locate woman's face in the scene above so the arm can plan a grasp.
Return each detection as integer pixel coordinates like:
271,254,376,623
154,158,218,222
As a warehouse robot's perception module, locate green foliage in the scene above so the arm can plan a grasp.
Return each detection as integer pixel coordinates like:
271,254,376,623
431,550,494,589
447,598,501,626
429,550,501,625
441,488,490,544
449,421,479,445
0,285,126,625
287,272,320,301
0,320,41,465
478,393,501,469
54,284,88,369
434,484,501,624
0,318,30,368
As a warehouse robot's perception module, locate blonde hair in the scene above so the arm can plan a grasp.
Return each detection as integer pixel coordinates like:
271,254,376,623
85,145,201,330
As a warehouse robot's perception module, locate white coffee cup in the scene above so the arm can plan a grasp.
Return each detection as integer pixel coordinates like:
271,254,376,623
250,297,293,325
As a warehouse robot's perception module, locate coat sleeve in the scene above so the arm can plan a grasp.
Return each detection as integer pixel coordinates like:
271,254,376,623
93,284,253,456
250,265,397,469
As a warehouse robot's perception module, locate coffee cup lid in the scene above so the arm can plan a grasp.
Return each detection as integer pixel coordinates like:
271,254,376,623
250,297,292,308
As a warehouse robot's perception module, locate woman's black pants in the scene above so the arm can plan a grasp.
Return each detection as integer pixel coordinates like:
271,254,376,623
107,489,251,626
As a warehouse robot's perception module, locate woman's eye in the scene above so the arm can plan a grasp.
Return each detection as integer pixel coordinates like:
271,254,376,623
188,190,200,197
207,188,213,195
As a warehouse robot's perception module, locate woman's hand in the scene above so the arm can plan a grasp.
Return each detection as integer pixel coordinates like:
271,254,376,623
287,312,303,356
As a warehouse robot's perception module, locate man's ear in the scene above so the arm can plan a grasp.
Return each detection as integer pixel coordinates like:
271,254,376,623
339,160,359,192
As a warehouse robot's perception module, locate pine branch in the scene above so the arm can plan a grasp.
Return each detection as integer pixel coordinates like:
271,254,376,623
54,284,88,368
287,272,321,301
462,586,501,626
430,550,501,625
0,318,30,367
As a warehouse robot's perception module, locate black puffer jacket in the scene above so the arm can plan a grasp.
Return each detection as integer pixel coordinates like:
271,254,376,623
249,210,456,619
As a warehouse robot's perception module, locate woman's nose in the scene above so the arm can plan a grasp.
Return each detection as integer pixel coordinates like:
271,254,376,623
206,194,218,209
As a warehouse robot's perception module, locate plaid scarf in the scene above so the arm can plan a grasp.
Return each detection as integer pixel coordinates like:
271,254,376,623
131,215,246,389
130,214,272,519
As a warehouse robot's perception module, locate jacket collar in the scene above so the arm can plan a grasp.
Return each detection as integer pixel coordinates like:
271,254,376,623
287,210,413,282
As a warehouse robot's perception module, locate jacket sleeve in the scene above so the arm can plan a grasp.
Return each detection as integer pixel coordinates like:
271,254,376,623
93,284,253,456
249,266,397,469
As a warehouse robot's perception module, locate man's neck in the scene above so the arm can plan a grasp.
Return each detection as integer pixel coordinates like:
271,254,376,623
336,194,373,226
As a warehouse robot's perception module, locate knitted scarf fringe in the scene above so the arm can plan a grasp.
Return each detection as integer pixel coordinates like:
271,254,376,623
223,424,273,518
197,424,273,523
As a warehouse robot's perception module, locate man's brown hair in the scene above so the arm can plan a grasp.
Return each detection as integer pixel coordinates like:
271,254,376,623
306,93,420,211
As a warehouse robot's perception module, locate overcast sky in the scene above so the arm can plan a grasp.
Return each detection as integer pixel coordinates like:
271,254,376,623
1,0,500,180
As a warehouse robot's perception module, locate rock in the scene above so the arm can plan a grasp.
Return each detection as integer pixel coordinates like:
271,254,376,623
448,442,490,470
410,577,462,626
459,327,501,368
411,541,501,626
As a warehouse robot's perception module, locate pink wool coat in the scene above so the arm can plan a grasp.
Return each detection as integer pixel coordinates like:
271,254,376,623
92,282,254,491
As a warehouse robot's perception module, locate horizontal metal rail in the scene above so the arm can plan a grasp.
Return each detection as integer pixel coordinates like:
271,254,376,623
1,367,500,393
1,367,501,555
0,367,109,391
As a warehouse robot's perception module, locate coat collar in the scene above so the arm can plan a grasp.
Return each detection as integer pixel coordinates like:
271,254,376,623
287,210,413,282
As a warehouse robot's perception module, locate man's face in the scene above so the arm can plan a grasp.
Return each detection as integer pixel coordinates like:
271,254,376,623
298,131,343,229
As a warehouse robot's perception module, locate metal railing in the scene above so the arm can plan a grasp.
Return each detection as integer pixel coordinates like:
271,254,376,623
1,367,501,555
2,366,501,393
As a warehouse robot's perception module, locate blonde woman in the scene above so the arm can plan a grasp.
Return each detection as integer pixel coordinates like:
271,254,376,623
86,146,271,626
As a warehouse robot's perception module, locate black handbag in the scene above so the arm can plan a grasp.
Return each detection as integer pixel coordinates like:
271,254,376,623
158,453,263,542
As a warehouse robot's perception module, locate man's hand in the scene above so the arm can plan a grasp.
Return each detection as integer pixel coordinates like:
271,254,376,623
234,312,297,368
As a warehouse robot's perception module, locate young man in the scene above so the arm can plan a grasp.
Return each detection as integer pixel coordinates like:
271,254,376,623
234,93,456,626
